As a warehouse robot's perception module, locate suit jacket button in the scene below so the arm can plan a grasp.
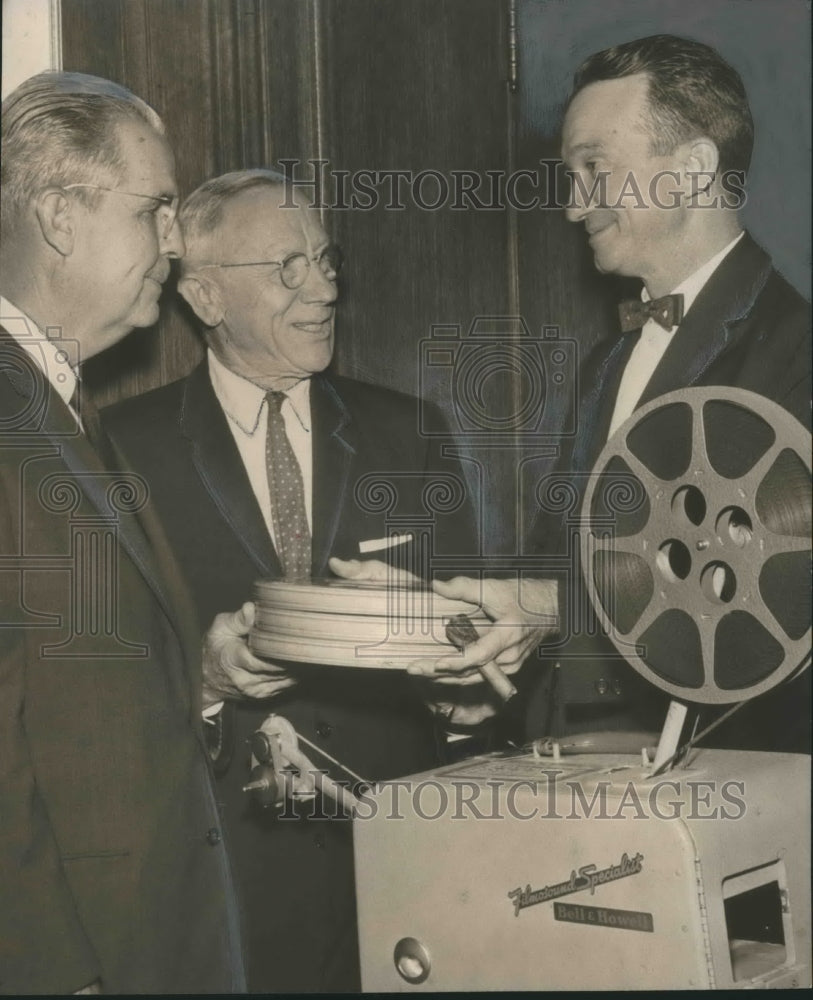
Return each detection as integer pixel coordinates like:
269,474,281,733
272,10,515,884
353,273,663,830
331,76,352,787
316,722,332,738
314,832,326,849
206,827,222,846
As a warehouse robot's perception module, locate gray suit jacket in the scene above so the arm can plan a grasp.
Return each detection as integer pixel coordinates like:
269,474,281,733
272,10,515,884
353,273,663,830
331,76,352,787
0,330,245,993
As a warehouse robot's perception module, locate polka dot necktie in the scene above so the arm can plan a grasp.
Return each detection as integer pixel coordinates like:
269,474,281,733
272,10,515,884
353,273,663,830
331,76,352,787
265,391,311,580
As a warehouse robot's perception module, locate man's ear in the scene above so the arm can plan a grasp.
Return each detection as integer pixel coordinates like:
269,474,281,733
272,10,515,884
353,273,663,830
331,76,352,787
35,189,76,256
679,138,721,201
178,274,225,327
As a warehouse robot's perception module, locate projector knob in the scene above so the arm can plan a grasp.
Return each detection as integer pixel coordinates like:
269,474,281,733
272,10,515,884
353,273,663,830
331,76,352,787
393,937,431,984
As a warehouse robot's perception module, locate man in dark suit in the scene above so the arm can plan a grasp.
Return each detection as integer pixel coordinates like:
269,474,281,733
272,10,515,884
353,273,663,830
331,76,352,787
412,35,810,752
0,71,247,994
102,169,476,992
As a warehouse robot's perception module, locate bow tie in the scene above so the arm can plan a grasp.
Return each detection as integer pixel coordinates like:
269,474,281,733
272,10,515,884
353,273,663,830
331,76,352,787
618,293,684,333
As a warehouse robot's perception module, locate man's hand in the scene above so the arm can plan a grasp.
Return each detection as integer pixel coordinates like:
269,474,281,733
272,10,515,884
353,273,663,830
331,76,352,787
406,576,559,686
415,678,504,727
328,556,421,586
201,602,296,708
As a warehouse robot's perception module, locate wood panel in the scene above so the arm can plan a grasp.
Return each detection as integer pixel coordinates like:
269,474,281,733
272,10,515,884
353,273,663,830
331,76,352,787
319,0,519,550
61,0,321,406
320,0,511,385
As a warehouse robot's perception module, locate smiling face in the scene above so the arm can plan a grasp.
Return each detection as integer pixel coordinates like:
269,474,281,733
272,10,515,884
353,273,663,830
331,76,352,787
68,117,184,358
562,73,692,293
202,188,337,390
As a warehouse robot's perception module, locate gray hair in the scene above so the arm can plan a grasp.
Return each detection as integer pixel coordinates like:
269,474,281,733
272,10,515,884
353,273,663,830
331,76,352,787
179,169,289,269
1,71,165,232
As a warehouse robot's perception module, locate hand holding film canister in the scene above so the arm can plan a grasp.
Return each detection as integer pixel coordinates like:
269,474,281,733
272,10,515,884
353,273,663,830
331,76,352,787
406,576,559,688
444,614,517,702
202,602,296,706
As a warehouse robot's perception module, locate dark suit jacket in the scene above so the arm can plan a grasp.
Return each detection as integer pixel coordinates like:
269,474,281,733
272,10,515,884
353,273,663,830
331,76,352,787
522,233,811,752
103,361,476,992
0,333,245,994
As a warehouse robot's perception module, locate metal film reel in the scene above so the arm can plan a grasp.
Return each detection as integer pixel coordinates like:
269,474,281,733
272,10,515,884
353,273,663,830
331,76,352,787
581,387,811,704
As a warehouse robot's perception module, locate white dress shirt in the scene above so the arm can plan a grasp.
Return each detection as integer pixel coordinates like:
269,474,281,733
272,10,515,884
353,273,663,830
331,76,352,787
607,232,745,439
207,348,313,546
1,294,80,425
204,351,315,721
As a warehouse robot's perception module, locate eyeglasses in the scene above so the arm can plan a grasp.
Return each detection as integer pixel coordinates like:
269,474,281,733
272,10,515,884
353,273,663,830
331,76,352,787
63,183,180,239
198,244,343,290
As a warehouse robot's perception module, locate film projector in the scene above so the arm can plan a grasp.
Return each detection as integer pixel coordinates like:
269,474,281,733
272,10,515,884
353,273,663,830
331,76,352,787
250,387,810,991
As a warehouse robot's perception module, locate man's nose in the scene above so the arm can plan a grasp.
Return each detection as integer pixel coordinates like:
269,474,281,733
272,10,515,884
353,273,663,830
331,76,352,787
565,173,591,224
300,260,338,303
565,202,590,224
161,216,186,259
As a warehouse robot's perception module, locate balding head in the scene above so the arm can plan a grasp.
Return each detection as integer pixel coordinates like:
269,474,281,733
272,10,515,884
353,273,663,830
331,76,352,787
177,170,340,391
177,169,288,269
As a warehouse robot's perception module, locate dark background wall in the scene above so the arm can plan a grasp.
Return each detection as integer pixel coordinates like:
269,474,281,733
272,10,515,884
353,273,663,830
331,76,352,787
58,0,810,553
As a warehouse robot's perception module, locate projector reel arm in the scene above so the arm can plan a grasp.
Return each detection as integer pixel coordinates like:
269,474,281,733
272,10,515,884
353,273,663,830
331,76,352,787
243,714,361,815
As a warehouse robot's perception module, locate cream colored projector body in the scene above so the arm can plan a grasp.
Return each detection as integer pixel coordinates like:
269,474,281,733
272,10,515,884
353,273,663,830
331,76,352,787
354,749,810,991
354,389,811,991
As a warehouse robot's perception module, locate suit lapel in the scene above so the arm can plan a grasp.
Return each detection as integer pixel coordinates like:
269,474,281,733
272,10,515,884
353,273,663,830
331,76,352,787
638,233,771,407
119,462,204,706
0,331,181,626
310,376,355,577
180,362,280,577
54,427,182,621
577,334,638,470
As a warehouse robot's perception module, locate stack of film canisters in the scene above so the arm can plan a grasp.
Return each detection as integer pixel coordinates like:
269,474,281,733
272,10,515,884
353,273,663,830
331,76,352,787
250,578,488,669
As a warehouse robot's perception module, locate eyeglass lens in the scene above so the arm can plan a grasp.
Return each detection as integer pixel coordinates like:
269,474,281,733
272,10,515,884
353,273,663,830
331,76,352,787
280,246,343,289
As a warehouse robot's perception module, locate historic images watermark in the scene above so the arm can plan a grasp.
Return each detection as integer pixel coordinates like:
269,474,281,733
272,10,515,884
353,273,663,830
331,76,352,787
279,158,747,212
0,319,153,659
418,317,577,439
277,773,748,823
345,312,649,659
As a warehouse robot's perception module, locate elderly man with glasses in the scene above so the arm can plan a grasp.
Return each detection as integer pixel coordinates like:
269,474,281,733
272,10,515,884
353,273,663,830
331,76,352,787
0,72,249,994
102,169,475,993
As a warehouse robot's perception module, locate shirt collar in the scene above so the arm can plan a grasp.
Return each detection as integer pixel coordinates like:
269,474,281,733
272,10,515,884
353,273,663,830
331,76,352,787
0,294,78,407
207,348,312,434
642,231,745,317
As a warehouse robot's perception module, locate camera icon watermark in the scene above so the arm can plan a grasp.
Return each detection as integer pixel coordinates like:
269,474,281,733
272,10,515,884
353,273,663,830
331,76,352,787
0,319,82,437
419,316,578,439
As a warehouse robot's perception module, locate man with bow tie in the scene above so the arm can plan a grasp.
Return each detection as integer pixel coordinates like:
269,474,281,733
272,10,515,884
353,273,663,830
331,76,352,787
408,34,810,753
560,33,809,441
